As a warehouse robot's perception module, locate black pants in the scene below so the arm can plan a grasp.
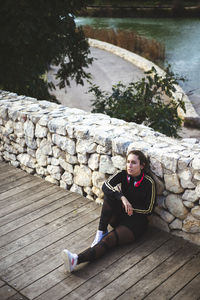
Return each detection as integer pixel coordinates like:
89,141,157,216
77,194,136,264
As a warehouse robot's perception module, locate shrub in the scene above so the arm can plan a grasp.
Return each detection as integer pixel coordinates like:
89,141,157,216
88,66,186,138
82,25,165,63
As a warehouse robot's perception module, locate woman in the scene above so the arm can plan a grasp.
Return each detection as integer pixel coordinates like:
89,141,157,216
62,150,156,272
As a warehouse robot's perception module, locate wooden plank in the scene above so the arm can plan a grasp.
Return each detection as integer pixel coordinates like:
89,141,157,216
0,167,25,180
0,174,29,191
0,195,89,259
33,229,170,300
1,205,100,280
0,189,72,239
3,207,100,285
172,273,200,300
0,284,16,300
0,182,57,217
4,292,29,300
0,181,52,209
0,187,69,229
0,276,28,299
0,176,42,200
0,162,15,171
0,192,78,248
0,177,51,203
13,217,98,287
0,175,34,193
19,235,99,299
33,237,154,300
81,237,186,300
0,168,26,185
0,167,23,181
117,241,200,300
0,161,8,166
145,252,200,299
0,280,5,287
11,218,100,299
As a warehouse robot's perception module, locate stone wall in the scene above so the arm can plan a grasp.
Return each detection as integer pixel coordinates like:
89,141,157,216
1,90,200,245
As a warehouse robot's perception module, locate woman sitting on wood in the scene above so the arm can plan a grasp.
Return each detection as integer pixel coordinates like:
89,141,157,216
62,150,156,272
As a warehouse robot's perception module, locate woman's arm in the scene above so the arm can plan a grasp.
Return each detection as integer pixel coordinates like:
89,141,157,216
103,171,134,216
102,171,123,201
121,195,134,216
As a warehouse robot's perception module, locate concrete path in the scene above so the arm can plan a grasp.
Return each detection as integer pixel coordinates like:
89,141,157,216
189,94,200,117
48,47,145,112
48,47,200,140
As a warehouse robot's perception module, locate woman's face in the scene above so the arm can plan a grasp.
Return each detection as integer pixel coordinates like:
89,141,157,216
126,153,144,177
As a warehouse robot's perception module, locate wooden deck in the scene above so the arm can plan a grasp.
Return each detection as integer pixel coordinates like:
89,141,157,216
0,161,200,300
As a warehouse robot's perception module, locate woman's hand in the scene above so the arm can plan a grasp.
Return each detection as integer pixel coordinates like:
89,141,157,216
121,196,133,216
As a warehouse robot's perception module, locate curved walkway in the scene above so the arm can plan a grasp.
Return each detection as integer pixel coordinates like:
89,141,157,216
88,39,200,126
48,43,200,140
48,47,145,112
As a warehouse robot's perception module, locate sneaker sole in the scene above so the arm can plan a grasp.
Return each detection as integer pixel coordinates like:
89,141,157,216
62,250,71,273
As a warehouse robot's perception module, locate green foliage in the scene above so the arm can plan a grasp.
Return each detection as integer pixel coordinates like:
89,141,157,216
88,66,186,138
0,0,93,100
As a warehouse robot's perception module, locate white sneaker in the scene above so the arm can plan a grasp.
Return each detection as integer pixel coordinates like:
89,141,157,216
62,249,78,273
91,230,108,247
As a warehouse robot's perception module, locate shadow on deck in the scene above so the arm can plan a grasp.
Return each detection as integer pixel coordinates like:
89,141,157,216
0,161,200,300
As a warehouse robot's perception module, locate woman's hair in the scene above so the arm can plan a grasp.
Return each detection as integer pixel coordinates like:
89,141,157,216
127,150,150,173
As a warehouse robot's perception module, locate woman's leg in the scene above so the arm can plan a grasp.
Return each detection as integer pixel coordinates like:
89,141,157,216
98,195,122,232
90,195,122,247
78,225,135,264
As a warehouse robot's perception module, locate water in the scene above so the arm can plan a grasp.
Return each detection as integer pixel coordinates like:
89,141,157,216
76,17,200,96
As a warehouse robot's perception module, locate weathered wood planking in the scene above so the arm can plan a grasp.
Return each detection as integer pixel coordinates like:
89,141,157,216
0,283,29,300
0,176,44,201
0,168,28,187
145,252,200,300
0,181,52,209
172,273,200,300
0,167,25,181
0,284,17,299
0,162,200,300
117,242,199,300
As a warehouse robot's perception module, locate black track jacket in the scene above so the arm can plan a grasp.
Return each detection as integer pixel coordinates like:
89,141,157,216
102,170,156,215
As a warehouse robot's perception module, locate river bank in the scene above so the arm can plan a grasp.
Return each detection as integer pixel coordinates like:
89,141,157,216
79,5,200,18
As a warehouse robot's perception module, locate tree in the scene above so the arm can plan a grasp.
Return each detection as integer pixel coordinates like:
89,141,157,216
88,66,186,138
0,0,93,100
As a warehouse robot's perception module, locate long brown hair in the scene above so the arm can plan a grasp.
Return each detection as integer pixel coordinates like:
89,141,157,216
127,150,149,174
